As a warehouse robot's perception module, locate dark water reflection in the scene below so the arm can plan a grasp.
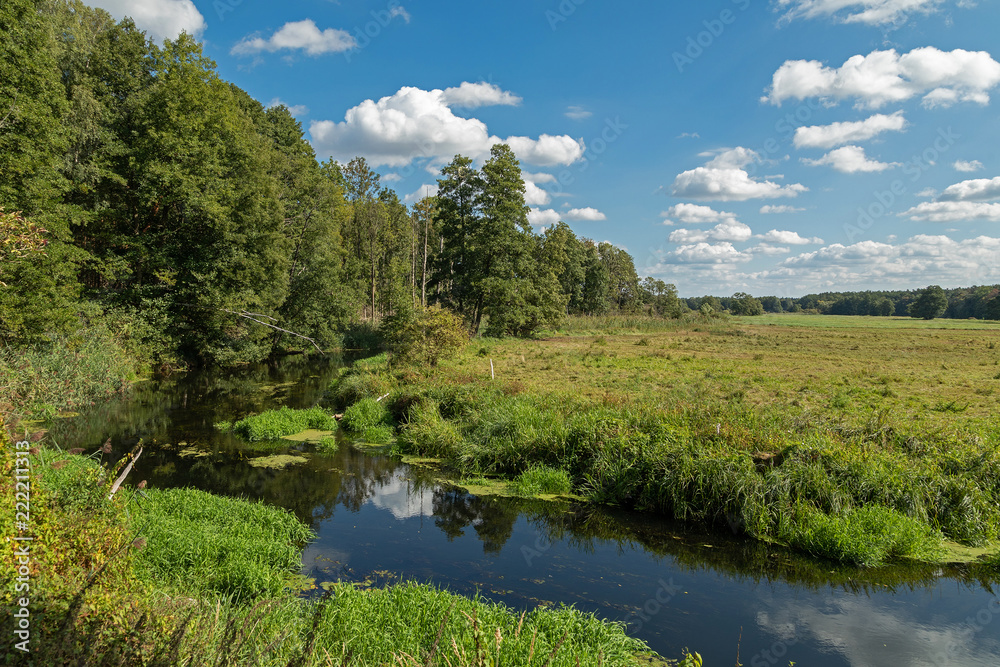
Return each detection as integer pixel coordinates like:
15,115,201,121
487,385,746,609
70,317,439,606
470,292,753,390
48,357,1000,666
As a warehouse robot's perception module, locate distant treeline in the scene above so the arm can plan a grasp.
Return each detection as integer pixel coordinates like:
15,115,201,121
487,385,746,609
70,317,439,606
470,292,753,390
683,284,1000,320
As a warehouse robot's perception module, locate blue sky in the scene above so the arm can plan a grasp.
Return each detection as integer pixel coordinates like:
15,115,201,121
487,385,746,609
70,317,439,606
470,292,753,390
92,0,1000,297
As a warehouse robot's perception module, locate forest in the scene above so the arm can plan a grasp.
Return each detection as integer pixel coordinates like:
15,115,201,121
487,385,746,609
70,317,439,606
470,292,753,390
0,0,673,371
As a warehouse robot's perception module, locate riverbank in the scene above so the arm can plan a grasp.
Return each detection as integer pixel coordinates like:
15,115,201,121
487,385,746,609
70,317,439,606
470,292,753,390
0,417,675,666
329,316,1000,567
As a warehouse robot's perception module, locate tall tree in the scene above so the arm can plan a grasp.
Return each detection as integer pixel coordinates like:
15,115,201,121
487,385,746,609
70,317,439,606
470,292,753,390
910,285,948,320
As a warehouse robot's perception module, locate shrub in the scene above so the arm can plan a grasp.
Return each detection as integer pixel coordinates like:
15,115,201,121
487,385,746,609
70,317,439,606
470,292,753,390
382,304,467,366
397,401,465,460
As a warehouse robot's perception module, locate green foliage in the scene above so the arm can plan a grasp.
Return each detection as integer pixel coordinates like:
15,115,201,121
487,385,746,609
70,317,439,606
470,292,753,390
780,504,943,566
910,285,949,320
729,292,765,316
133,487,314,601
511,466,573,496
341,397,392,433
231,406,336,442
398,400,466,460
383,304,468,366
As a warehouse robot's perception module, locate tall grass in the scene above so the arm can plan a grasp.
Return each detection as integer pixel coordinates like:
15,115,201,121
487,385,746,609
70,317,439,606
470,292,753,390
228,405,337,441
133,487,315,600
0,326,137,419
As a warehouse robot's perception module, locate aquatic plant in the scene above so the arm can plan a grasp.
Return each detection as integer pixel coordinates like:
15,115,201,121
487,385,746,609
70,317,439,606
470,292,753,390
230,406,336,442
511,466,573,496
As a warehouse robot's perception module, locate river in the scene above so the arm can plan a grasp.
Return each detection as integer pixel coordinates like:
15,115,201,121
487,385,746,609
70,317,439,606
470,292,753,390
48,355,1000,666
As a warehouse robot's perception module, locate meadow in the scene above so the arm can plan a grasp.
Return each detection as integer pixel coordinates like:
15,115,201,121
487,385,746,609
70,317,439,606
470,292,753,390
330,313,1000,567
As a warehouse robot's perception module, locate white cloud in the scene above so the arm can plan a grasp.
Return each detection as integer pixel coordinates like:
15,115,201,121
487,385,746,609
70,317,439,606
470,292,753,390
528,208,562,227
775,0,947,25
267,98,309,117
937,176,1000,201
232,20,357,56
310,85,584,168
801,145,899,173
662,203,739,225
793,112,907,149
748,243,792,255
389,5,412,23
403,183,438,204
565,105,593,120
670,221,753,244
523,171,556,206
663,242,753,264
763,47,1000,109
676,132,701,139
760,205,805,214
671,148,808,201
380,173,402,182
757,229,824,245
504,135,586,167
90,0,205,42
563,207,607,222
900,201,1000,222
439,82,521,109
953,159,984,172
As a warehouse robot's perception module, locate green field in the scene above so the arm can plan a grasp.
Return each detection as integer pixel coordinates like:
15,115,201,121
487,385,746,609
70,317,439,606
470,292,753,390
333,314,1000,566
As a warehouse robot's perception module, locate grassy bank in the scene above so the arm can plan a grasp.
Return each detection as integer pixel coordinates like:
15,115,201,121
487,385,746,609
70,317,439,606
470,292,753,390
328,315,1000,567
0,419,671,666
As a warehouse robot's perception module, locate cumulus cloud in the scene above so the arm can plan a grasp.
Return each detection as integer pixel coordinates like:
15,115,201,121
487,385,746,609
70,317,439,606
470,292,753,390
669,221,753,244
760,205,805,214
528,208,562,227
504,135,586,167
662,204,739,225
793,112,907,149
937,176,1000,201
801,145,899,172
565,105,593,120
953,159,984,172
439,82,521,108
671,148,807,201
563,207,607,222
900,201,1000,222
90,0,205,42
232,20,357,56
748,243,792,256
309,84,585,168
521,171,556,206
775,0,947,25
756,229,824,245
663,242,753,264
762,47,1000,109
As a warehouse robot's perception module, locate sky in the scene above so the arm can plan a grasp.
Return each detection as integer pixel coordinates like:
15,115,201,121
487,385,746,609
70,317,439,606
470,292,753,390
89,0,1000,297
